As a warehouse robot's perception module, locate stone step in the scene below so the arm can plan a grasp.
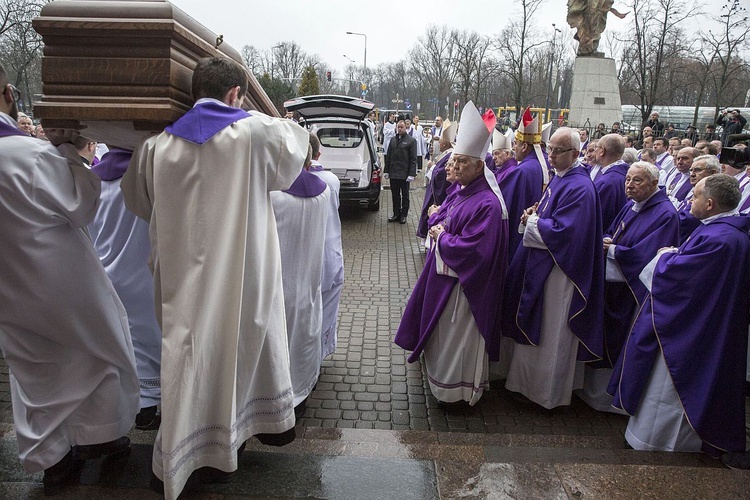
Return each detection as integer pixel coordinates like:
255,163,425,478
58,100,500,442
2,426,747,499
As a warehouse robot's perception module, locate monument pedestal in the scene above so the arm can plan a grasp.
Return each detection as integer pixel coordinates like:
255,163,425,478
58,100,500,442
567,56,622,129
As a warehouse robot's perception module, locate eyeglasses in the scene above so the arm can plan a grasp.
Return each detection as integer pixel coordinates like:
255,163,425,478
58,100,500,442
3,84,21,102
546,146,576,155
689,167,708,174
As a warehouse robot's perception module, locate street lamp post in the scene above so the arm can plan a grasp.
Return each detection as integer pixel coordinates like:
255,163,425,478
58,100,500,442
346,31,367,96
271,44,283,80
544,24,562,123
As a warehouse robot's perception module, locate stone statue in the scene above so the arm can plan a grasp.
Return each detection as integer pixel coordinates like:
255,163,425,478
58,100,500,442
567,0,628,56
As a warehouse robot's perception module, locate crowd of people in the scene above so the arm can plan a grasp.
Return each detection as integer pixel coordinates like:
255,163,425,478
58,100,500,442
398,101,750,466
0,58,344,499
3,51,750,499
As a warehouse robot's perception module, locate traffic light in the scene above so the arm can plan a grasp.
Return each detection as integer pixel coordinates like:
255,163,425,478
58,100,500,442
326,71,331,82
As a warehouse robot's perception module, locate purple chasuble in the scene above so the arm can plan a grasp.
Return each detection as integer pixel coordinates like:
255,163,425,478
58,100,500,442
426,182,461,229
599,190,679,367
283,169,327,198
494,158,518,185
91,148,133,181
610,216,750,456
395,175,509,362
502,167,605,361
500,153,545,260
417,152,451,238
0,120,28,138
166,101,250,145
593,161,629,233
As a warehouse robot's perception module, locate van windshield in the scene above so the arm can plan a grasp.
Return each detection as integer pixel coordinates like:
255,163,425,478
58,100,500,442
318,128,364,148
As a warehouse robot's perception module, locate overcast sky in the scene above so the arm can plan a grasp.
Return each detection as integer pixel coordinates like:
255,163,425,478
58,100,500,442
169,0,635,74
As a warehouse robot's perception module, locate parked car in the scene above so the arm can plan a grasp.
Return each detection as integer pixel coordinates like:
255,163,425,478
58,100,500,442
284,95,381,211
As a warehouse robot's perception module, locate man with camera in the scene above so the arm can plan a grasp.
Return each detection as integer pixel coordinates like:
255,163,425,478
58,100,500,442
717,108,747,146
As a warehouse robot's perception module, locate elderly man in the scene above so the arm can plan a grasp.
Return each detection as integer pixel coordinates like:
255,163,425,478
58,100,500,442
611,174,750,456
385,119,417,224
123,57,308,499
593,134,629,231
395,101,509,406
641,126,653,141
503,108,547,259
0,61,138,495
577,162,679,412
677,155,722,243
502,127,604,409
664,147,697,203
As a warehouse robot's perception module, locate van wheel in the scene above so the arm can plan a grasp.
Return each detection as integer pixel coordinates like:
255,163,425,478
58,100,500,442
367,199,380,212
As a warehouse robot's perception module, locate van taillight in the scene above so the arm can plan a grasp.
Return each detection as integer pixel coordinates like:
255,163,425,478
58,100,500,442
372,169,381,184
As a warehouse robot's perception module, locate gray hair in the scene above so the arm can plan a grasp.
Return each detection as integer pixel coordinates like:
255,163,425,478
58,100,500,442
693,155,721,174
599,133,625,158
629,161,659,183
554,127,582,152
622,147,639,164
702,174,741,211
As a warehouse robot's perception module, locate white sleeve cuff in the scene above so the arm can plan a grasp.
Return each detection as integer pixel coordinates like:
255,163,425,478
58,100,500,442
522,214,547,249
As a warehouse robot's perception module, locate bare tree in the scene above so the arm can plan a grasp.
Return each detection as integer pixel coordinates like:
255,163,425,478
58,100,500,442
409,25,458,108
0,0,48,111
700,0,750,118
616,0,700,125
494,0,547,113
453,29,494,106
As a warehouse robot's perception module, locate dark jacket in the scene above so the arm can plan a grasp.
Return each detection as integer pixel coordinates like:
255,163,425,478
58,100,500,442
385,133,417,179
717,113,748,145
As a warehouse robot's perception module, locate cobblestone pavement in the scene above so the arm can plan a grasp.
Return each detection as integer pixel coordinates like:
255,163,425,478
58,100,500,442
0,179,748,445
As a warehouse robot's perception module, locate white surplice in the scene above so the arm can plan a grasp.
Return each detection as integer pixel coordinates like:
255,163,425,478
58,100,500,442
309,163,345,360
504,216,585,409
122,112,308,500
625,353,702,452
88,176,162,408
271,187,330,406
0,125,138,472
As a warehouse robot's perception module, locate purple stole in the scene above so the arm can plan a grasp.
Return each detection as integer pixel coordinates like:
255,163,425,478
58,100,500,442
417,153,451,238
502,167,605,361
600,191,679,367
500,153,545,260
666,172,691,201
166,101,250,145
610,216,750,456
654,153,670,169
91,148,133,181
283,169,327,197
593,161,629,232
395,175,509,362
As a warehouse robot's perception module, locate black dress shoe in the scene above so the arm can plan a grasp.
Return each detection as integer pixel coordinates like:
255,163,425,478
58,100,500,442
256,427,296,447
399,216,407,224
135,405,161,430
74,436,130,460
43,449,85,496
388,215,400,222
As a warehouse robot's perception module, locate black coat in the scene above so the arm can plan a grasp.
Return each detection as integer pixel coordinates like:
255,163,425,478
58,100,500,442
385,133,417,179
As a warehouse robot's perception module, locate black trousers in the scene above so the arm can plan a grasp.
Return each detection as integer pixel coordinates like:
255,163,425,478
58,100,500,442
390,178,410,217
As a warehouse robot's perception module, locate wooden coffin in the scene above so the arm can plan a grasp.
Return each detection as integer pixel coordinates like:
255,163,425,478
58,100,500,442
33,0,277,149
